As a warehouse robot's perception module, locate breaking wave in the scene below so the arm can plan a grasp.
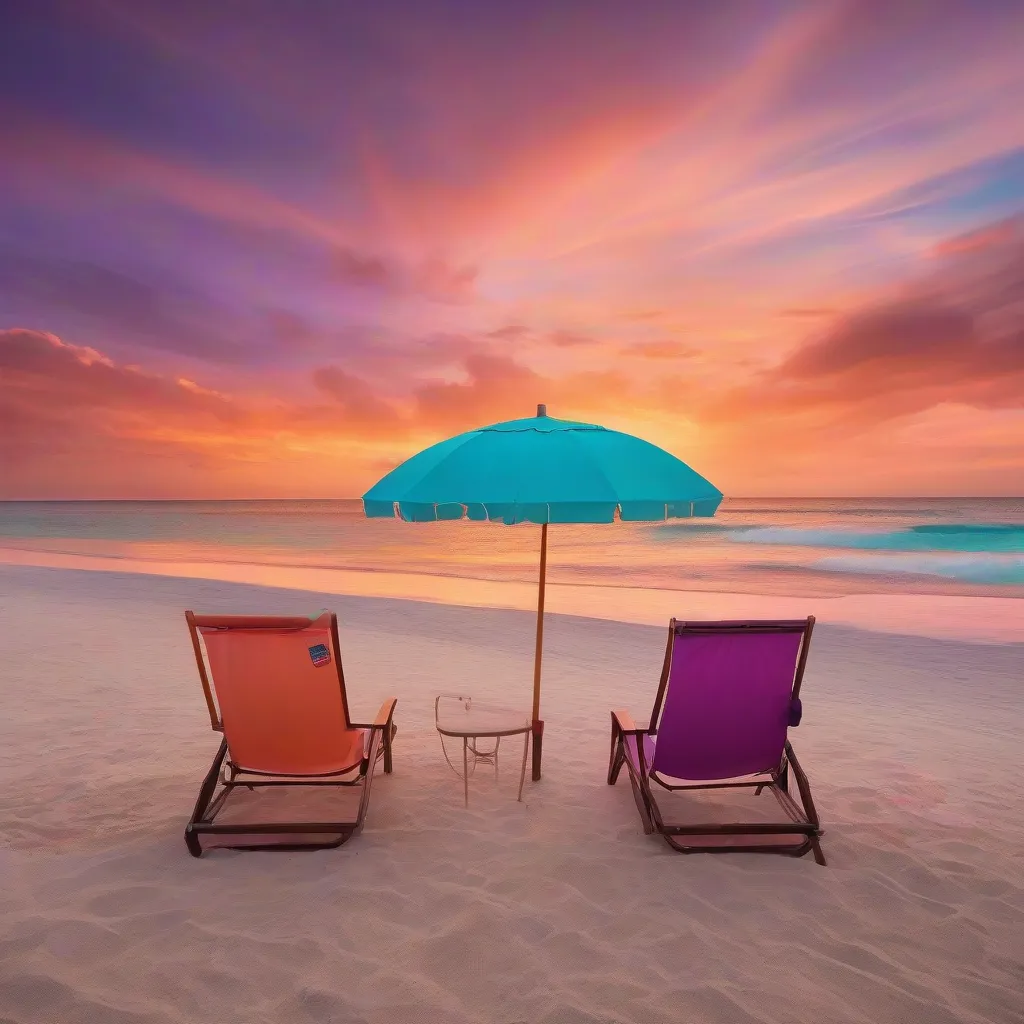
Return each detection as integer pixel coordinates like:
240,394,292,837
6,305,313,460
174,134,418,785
726,523,1024,554
813,553,1024,586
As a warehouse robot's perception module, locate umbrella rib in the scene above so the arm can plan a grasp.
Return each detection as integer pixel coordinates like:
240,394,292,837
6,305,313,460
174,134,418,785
396,432,482,517
567,430,620,516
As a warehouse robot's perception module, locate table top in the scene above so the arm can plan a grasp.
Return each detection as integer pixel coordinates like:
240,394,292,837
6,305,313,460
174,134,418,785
434,694,532,738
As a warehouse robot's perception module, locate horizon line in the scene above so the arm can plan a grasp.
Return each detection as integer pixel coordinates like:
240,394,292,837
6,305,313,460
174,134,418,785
1,496,1021,503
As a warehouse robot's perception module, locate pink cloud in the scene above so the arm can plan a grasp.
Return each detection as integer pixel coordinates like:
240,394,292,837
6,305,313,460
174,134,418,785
332,248,478,303
932,217,1021,258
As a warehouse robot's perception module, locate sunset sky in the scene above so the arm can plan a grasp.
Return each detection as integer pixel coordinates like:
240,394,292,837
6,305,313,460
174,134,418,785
1,0,1022,498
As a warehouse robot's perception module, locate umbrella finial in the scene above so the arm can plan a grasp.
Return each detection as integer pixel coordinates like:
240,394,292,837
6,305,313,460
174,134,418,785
537,403,547,417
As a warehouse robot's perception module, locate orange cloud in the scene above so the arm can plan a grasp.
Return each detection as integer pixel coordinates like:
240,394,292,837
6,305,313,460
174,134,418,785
627,340,699,360
311,366,404,431
548,331,594,349
0,328,654,496
778,308,835,319
409,351,633,433
0,329,243,426
696,216,1024,460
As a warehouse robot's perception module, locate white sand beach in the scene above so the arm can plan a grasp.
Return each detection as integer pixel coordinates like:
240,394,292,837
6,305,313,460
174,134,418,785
1,563,1023,1024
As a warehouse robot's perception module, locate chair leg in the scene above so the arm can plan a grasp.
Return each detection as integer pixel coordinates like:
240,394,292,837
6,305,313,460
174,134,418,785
786,742,826,866
786,743,819,827
184,825,202,858
383,722,395,774
629,775,657,835
185,738,229,858
607,714,625,785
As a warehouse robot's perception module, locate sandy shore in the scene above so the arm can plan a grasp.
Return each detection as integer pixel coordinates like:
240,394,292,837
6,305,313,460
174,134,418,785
1,563,1022,1024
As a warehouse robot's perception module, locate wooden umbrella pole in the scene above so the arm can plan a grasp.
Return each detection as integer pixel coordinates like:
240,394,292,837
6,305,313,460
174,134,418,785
531,521,548,781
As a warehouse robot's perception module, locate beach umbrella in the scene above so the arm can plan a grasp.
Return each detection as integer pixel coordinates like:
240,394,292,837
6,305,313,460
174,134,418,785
362,404,723,781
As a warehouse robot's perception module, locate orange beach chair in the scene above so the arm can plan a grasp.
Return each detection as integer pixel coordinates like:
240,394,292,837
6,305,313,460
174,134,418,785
183,610,396,857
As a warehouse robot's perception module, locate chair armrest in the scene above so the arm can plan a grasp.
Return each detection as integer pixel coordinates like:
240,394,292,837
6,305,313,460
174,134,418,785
351,697,397,731
612,708,644,734
373,697,397,728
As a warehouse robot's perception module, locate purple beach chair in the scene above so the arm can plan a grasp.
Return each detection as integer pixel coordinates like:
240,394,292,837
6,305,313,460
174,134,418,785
608,618,825,865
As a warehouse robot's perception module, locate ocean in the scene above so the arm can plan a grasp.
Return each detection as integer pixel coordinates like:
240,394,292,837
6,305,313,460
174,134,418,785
1,497,1021,600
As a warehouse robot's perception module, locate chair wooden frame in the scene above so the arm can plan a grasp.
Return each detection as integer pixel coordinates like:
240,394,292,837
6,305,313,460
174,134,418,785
607,618,825,866
183,611,397,858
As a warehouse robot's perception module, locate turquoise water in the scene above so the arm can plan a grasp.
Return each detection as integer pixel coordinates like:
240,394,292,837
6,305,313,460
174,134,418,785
0,498,1021,598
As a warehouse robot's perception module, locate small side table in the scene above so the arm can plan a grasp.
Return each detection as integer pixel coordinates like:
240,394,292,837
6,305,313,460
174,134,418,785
434,694,531,807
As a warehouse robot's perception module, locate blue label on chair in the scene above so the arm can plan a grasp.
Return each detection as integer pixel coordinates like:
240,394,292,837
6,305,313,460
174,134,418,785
308,643,330,667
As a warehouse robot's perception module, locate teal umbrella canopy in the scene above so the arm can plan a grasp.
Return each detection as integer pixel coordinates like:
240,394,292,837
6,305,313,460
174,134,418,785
363,406,723,524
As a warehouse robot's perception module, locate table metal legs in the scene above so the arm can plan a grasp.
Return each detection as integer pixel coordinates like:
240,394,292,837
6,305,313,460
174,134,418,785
517,730,529,802
451,730,530,807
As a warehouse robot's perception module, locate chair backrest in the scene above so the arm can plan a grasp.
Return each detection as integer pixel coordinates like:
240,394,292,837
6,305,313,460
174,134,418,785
650,618,814,782
185,610,357,775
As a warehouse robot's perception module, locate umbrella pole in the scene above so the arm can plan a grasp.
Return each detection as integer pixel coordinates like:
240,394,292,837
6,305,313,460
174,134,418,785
531,522,548,781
